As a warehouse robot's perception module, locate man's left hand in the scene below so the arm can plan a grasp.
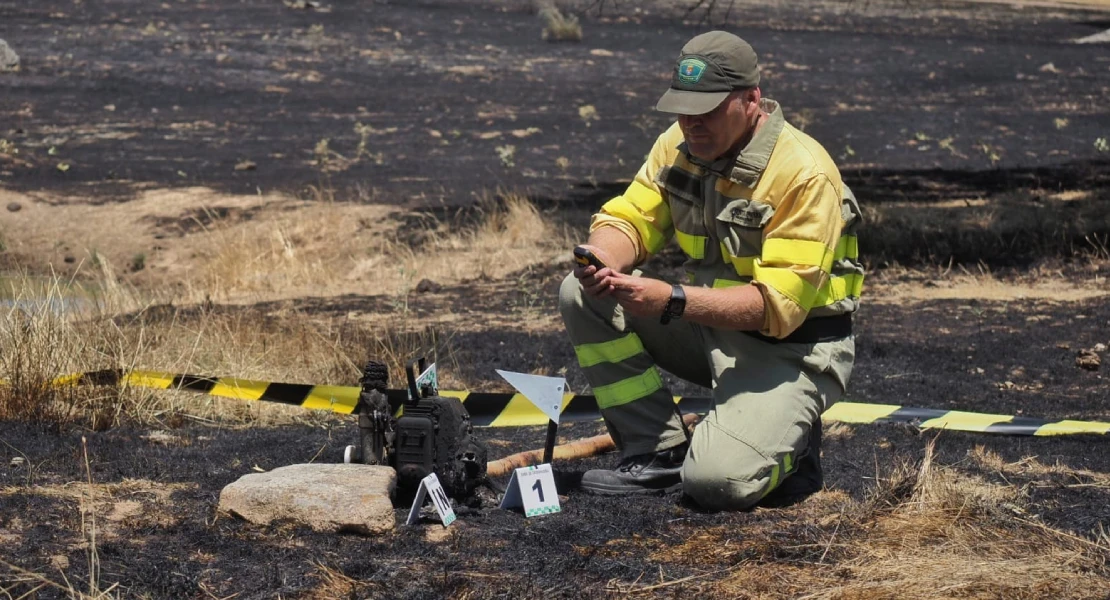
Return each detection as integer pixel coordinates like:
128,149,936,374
607,272,671,318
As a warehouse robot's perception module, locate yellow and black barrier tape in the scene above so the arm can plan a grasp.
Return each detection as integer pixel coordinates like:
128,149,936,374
36,369,1110,436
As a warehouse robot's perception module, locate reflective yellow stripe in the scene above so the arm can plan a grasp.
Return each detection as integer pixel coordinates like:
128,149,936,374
814,276,846,307
712,278,746,289
574,333,646,368
763,238,835,272
755,266,864,310
813,273,864,307
762,463,781,498
721,250,755,277
675,230,707,259
593,367,664,409
753,263,819,310
850,272,864,297
601,182,672,255
833,235,859,261
784,453,794,475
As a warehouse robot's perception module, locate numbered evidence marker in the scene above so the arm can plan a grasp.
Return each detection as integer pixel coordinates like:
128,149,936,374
406,472,457,527
499,463,561,517
411,362,439,400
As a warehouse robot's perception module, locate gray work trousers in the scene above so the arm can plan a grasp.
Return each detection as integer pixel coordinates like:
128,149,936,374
559,273,854,510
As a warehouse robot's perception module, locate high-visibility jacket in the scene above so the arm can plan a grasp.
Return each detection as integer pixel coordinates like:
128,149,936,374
590,99,863,339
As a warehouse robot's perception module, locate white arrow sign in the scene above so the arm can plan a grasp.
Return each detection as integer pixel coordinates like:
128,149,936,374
495,370,566,424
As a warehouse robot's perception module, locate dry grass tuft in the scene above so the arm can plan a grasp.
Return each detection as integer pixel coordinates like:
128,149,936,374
639,438,1110,599
403,191,572,284
0,270,139,428
181,192,569,304
538,3,583,42
308,561,384,599
185,202,357,300
0,191,565,427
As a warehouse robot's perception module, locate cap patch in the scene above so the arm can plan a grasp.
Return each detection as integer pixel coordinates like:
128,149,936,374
677,58,707,84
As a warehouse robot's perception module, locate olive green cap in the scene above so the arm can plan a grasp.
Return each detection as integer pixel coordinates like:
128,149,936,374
656,31,761,116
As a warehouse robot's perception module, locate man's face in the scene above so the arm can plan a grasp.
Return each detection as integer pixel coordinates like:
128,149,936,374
677,90,758,162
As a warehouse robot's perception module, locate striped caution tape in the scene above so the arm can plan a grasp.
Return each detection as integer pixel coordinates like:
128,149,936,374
36,369,1110,436
821,403,1110,436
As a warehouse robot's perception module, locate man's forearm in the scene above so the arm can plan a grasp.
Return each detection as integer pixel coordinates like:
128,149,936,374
586,227,639,274
681,284,765,331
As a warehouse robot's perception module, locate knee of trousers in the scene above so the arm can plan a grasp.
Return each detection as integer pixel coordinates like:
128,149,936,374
559,272,607,334
681,445,769,512
557,272,584,319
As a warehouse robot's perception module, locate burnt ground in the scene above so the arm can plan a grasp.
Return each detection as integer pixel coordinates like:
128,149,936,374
2,0,1110,598
0,290,1108,599
1,0,1110,206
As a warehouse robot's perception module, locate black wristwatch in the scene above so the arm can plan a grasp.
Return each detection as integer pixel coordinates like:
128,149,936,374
660,284,686,325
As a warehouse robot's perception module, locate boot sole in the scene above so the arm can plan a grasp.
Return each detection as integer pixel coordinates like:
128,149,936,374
580,481,683,496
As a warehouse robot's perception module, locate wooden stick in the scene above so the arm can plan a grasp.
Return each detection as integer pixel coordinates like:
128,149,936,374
487,412,701,477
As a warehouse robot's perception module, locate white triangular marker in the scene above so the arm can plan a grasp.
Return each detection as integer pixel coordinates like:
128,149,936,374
406,472,456,528
495,370,566,424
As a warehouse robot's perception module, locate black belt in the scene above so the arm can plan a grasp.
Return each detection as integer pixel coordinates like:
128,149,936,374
743,314,852,345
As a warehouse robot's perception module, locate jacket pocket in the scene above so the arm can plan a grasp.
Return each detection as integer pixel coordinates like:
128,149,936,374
716,199,774,263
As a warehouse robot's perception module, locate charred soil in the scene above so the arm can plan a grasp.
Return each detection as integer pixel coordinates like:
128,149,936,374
1,0,1110,598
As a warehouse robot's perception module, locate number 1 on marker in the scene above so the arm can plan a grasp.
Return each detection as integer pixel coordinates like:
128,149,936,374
532,478,544,503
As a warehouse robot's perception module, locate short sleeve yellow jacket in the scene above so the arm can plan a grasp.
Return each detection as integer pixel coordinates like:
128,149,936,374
591,99,864,339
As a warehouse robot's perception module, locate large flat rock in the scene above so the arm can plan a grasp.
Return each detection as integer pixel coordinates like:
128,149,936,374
219,463,396,535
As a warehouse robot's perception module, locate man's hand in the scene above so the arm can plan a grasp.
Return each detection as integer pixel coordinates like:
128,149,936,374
572,244,617,297
607,272,671,318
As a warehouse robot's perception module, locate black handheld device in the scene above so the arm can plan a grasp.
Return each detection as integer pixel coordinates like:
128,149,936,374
573,246,607,270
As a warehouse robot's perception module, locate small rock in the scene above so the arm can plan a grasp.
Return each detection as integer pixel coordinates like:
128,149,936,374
234,160,256,171
1094,343,1108,353
63,255,75,263
1076,349,1101,371
143,430,181,445
9,457,25,467
219,463,396,535
0,39,19,72
6,202,20,212
414,278,441,294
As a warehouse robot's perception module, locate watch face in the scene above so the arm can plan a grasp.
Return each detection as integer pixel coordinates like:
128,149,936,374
669,298,685,317
661,285,686,324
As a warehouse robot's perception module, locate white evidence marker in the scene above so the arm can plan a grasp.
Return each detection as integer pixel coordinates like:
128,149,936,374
411,362,438,400
406,472,457,528
494,370,566,424
499,463,561,517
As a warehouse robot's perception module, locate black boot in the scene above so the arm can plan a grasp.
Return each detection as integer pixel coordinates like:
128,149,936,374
759,421,823,508
580,443,687,495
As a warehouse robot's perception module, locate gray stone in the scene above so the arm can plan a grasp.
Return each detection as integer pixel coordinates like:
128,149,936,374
0,39,19,72
6,202,20,212
219,463,396,535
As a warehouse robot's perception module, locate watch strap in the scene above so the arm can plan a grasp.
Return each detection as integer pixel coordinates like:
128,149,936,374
660,284,686,325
